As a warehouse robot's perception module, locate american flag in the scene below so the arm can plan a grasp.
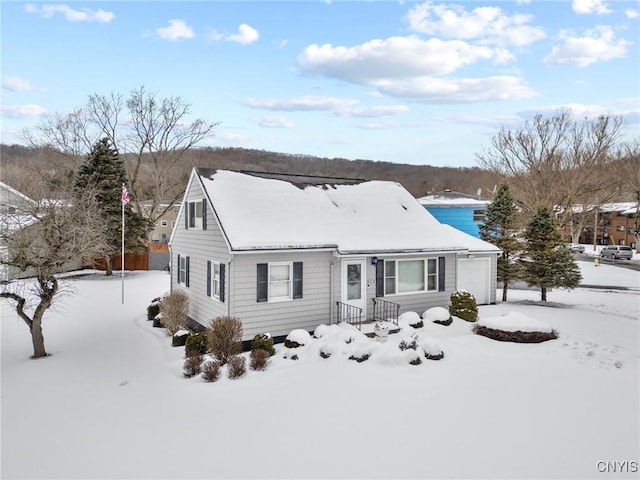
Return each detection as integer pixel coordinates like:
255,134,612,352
121,185,130,205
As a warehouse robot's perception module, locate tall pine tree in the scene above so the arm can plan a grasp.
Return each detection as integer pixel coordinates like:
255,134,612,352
479,182,521,301
74,138,150,275
522,206,581,301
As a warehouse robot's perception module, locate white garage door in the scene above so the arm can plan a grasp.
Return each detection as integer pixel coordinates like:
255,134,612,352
457,257,491,305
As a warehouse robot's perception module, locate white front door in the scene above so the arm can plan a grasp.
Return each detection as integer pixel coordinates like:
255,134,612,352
341,259,366,314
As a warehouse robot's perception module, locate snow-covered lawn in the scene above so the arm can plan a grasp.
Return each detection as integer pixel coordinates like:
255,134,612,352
2,262,638,479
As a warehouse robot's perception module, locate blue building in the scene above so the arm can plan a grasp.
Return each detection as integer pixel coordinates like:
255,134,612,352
417,191,490,239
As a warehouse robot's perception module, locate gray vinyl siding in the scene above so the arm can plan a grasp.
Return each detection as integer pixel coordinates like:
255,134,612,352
170,179,231,327
362,254,456,318
229,251,334,341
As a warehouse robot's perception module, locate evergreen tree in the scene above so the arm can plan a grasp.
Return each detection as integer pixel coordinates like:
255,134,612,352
74,138,150,275
479,182,521,301
522,206,581,301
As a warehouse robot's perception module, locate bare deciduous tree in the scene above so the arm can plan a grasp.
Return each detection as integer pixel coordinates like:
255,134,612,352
616,139,640,251
0,189,109,358
477,110,623,241
26,85,219,223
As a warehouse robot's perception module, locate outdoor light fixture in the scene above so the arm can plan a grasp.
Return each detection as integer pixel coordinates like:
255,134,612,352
371,257,378,265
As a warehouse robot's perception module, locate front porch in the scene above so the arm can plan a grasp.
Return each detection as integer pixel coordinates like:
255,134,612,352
335,297,401,338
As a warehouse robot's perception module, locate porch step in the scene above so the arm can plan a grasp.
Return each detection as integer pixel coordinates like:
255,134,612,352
360,320,401,338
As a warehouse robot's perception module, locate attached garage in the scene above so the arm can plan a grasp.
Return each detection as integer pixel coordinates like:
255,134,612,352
457,256,492,305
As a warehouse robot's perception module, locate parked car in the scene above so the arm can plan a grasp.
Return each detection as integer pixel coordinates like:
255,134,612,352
600,245,633,260
564,243,585,254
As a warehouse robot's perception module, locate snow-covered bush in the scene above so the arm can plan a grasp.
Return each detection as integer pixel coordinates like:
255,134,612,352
319,343,335,359
172,329,190,347
207,316,243,365
398,311,423,328
147,296,161,320
201,360,221,382
227,355,246,379
183,353,203,378
313,324,329,339
185,332,209,357
405,349,422,366
423,307,453,326
284,329,312,348
348,347,371,363
398,334,419,351
251,333,275,356
473,312,558,343
422,340,444,360
449,290,478,322
250,349,270,371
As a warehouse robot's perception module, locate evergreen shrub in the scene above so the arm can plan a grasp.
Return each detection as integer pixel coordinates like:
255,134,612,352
185,332,209,356
449,290,478,322
251,333,275,356
147,297,161,320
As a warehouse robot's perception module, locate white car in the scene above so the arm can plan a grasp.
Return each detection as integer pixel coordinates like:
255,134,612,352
564,243,585,254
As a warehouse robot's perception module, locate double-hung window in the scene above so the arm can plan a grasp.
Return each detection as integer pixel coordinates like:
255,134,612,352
188,201,203,229
257,262,303,302
177,255,190,287
207,261,225,302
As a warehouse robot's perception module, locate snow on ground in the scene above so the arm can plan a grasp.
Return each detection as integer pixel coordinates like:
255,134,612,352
2,264,639,479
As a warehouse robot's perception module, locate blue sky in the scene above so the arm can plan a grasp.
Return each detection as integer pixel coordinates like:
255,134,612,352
1,0,638,167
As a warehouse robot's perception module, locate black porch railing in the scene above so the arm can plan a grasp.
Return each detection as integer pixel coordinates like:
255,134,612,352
372,298,400,325
336,301,363,330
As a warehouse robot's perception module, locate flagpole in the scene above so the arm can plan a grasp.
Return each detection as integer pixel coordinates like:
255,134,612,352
121,183,126,304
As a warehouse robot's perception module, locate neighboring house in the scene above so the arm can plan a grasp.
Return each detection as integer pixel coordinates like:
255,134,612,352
138,200,181,245
169,169,500,342
417,191,490,239
0,182,38,281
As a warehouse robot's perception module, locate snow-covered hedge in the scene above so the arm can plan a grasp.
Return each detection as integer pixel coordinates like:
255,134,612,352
473,312,558,343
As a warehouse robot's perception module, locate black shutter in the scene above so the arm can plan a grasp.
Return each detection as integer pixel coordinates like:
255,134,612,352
184,203,189,229
206,261,211,297
185,256,190,288
438,256,445,292
220,263,226,303
293,262,303,299
376,259,385,297
177,254,181,283
188,202,195,229
257,263,268,302
202,199,207,230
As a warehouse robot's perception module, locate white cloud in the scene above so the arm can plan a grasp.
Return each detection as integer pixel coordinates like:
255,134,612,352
244,95,409,118
298,36,499,84
24,3,114,22
1,104,48,118
544,26,630,67
227,24,259,45
625,9,639,19
375,76,538,103
2,76,42,92
156,19,195,41
520,102,639,124
245,96,359,112
249,115,294,128
572,0,612,15
405,2,545,47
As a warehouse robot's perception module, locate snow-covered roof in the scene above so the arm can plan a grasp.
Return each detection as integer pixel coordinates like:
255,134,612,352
439,224,501,254
196,169,494,254
417,192,490,208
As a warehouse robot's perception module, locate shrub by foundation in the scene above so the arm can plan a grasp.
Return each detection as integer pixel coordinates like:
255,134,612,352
207,316,243,365
183,354,203,378
450,290,478,322
348,348,371,363
147,297,161,320
201,360,221,382
422,340,444,360
398,334,419,351
185,332,209,357
284,329,311,348
228,355,246,379
251,333,275,356
172,330,190,347
152,316,163,328
423,307,453,326
473,325,558,343
250,349,270,371
159,290,190,336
